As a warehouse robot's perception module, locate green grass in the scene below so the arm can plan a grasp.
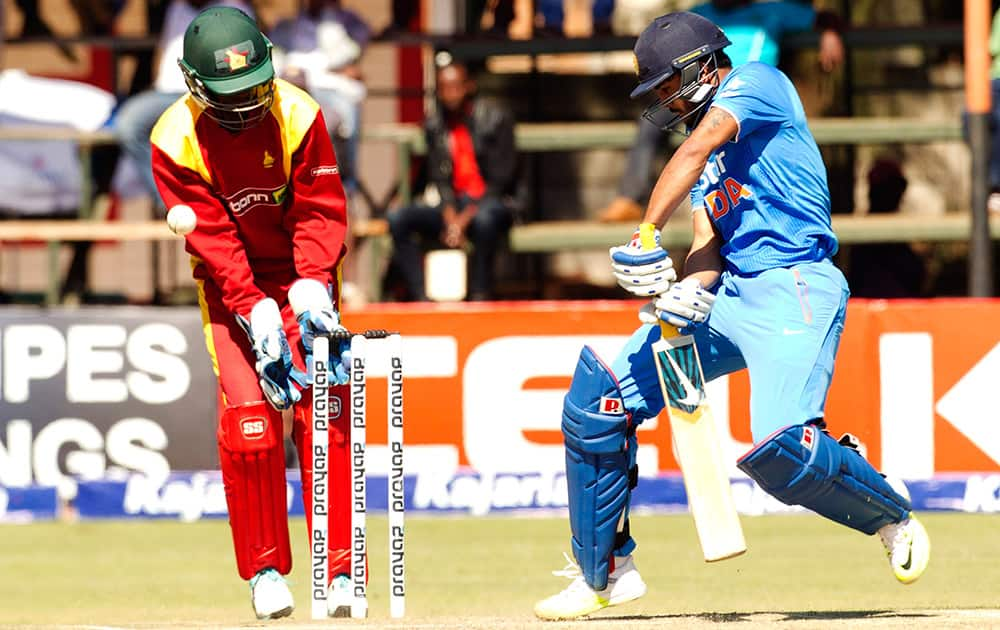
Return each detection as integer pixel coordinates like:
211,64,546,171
1,513,998,628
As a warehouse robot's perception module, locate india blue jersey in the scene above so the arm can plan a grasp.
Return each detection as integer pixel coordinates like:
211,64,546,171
690,62,837,275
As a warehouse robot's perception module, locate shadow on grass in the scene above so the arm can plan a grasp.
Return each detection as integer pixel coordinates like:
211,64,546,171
599,610,935,623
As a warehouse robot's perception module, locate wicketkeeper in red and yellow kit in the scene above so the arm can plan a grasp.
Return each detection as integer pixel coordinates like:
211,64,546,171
150,6,358,620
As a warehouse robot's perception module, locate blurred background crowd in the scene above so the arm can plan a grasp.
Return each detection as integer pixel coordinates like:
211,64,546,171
0,0,988,307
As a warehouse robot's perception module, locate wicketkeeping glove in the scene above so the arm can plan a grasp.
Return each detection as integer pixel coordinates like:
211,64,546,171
288,278,351,385
609,224,677,297
236,298,305,411
642,277,716,330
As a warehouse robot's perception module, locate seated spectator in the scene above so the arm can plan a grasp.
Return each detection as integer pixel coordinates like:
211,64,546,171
113,0,253,215
598,0,845,222
269,0,371,196
989,4,1000,213
846,158,928,298
9,0,127,60
477,0,509,35
386,57,518,302
612,1,703,37
536,0,615,36
380,0,421,37
69,0,127,36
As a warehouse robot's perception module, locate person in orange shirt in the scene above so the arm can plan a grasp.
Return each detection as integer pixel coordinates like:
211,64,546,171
150,7,357,620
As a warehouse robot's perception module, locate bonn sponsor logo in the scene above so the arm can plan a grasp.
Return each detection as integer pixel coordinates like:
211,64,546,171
241,418,266,438
226,186,287,215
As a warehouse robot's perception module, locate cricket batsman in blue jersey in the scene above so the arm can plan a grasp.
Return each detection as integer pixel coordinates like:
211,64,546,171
535,12,930,620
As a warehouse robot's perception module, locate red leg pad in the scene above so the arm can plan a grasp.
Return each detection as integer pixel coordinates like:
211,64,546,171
218,400,292,580
294,384,354,579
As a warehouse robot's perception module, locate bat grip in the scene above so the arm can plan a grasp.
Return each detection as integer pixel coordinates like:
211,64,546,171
638,222,683,341
658,321,682,339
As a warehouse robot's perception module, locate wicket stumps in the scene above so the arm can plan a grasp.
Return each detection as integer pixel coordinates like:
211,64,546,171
311,330,405,620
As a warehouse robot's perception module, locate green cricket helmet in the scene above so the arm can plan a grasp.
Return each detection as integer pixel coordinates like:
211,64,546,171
178,7,275,131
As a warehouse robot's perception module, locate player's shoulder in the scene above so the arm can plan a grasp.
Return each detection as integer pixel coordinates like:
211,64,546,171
271,79,323,152
719,62,788,95
149,95,212,181
272,78,321,122
730,62,785,83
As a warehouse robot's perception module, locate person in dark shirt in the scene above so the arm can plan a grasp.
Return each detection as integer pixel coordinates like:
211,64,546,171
846,158,928,298
387,57,518,301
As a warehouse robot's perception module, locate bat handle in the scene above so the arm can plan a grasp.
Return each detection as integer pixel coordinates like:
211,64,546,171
637,223,683,341
658,321,682,339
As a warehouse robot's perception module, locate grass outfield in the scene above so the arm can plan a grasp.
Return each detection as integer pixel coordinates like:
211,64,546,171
2,512,999,628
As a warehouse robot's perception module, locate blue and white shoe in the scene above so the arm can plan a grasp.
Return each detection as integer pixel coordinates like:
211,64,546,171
327,573,354,618
249,568,294,620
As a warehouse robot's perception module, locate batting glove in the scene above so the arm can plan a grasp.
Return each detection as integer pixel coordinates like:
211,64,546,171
609,225,676,297
237,298,304,411
289,279,351,385
651,277,716,329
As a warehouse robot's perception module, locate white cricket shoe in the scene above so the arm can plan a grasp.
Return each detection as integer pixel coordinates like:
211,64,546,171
878,514,930,584
327,573,354,618
249,568,294,620
534,553,647,620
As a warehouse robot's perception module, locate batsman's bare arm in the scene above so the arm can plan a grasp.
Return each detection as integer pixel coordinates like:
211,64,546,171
685,208,724,290
642,107,739,229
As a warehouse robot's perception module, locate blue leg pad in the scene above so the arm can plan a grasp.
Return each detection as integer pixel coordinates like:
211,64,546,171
562,345,636,591
737,424,910,535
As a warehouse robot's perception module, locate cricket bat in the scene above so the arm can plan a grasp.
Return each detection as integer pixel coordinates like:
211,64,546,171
640,225,746,562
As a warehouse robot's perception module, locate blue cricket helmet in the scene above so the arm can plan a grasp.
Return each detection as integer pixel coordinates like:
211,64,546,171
630,12,731,100
631,12,732,133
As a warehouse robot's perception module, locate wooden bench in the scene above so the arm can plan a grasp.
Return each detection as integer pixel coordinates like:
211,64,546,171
443,25,963,61
0,220,178,305
508,214,1000,252
355,211,997,299
2,212,992,306
0,219,175,242
362,117,964,205
356,213,999,256
365,117,963,154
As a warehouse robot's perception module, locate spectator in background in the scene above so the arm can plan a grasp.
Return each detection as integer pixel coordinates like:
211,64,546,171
11,0,72,59
612,1,702,36
10,0,126,60
386,56,518,302
988,4,1000,213
69,0,127,36
269,0,370,196
380,0,421,36
476,0,536,39
598,0,845,222
536,0,616,36
846,158,928,298
113,0,254,215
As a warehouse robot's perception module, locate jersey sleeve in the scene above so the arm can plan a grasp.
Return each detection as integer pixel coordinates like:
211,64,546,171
710,64,791,140
152,145,267,318
690,187,706,214
282,110,348,290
